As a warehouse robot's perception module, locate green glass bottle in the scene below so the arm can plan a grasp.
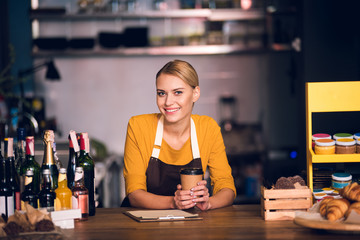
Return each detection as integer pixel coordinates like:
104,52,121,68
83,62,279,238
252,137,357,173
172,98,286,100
20,136,41,194
39,169,56,212
21,169,38,209
41,130,58,190
78,132,95,216
67,130,80,190
15,128,26,176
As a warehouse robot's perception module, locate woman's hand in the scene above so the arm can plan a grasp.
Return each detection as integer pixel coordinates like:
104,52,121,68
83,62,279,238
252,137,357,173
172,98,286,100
174,180,211,211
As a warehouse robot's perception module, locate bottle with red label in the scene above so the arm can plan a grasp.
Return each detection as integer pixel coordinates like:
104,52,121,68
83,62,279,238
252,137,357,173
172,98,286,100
71,167,88,221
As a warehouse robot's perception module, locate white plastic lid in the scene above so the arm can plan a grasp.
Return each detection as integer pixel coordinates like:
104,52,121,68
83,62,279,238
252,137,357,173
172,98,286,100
332,173,352,181
336,139,356,146
357,139,360,145
315,139,335,146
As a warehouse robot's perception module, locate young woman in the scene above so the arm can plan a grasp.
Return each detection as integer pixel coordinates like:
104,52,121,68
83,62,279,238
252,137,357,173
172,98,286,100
123,60,236,210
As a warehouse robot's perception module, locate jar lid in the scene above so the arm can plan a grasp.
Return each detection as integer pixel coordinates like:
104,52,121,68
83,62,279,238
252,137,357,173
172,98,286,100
315,138,335,146
354,133,360,140
180,168,203,175
313,192,327,200
332,173,352,181
336,138,356,146
333,133,353,140
312,133,331,141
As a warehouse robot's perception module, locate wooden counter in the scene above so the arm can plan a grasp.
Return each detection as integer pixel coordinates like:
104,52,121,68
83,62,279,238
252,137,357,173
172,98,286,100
61,205,359,240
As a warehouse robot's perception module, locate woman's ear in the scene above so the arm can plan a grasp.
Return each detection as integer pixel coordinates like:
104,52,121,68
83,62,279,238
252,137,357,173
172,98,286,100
193,86,200,102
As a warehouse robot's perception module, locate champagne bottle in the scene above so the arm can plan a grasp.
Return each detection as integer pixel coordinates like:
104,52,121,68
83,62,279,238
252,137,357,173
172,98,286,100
67,130,80,189
20,136,41,194
41,130,59,190
15,128,26,175
21,169,38,210
71,167,88,221
78,132,95,216
39,169,56,212
0,140,14,219
55,168,72,210
5,138,21,211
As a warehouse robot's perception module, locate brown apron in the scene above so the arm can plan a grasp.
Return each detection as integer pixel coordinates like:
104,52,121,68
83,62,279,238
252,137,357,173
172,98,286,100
121,116,202,207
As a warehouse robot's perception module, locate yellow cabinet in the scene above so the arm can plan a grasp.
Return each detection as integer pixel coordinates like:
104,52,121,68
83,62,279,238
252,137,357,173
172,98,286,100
306,81,360,190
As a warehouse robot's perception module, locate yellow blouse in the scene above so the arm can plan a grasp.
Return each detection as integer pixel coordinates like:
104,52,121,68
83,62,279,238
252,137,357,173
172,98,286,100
123,113,236,197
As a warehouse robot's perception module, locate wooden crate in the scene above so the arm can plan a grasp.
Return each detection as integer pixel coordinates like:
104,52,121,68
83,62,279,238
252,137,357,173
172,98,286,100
261,186,312,221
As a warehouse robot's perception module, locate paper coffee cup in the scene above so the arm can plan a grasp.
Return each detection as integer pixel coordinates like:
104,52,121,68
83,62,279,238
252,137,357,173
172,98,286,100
180,168,204,190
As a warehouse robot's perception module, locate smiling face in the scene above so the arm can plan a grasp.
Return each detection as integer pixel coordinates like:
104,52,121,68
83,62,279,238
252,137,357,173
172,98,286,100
156,73,200,124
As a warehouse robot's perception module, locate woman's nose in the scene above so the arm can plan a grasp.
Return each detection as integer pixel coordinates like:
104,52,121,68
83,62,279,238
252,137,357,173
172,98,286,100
165,94,174,106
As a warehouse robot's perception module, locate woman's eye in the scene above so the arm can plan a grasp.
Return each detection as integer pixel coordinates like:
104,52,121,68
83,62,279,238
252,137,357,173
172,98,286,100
157,92,165,96
175,91,183,95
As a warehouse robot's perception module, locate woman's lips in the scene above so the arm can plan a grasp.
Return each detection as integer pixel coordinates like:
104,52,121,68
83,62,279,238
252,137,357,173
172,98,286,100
165,108,180,113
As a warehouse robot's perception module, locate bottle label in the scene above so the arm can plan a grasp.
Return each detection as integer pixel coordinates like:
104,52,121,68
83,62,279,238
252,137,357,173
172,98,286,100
59,173,66,182
70,131,80,152
0,196,14,217
25,176,33,186
72,195,89,214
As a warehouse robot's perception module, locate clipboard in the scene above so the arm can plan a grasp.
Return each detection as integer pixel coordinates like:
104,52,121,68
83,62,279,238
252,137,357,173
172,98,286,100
124,210,203,222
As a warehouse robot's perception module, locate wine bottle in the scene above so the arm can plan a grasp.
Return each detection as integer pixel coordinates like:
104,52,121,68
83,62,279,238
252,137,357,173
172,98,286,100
15,128,26,175
21,169,38,210
0,140,14,219
20,136,41,194
41,130,59,190
71,167,88,221
39,169,56,212
78,132,96,216
15,128,26,194
67,130,80,189
5,138,21,211
55,168,72,210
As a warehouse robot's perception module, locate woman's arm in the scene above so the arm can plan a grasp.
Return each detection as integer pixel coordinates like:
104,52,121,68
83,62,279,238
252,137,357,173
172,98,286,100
128,189,176,209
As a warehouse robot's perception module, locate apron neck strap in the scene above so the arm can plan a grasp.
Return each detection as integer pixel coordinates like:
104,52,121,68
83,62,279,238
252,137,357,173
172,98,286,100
151,115,200,159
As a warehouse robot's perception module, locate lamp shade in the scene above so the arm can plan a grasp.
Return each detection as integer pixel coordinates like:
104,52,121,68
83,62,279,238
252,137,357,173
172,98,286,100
45,60,60,80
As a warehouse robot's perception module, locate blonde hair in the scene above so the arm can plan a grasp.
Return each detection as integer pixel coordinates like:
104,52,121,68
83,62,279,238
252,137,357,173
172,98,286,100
156,60,199,88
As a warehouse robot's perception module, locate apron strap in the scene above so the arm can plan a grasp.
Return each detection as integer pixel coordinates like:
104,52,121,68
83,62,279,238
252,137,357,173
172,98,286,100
151,115,200,160
190,118,200,159
151,116,164,159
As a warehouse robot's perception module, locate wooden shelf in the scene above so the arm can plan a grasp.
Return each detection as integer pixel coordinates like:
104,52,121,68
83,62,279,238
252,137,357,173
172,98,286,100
30,9,264,21
32,44,291,57
308,149,360,163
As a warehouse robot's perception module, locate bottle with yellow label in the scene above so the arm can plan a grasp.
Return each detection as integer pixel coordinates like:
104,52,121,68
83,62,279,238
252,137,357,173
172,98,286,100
21,169,38,210
55,168,72,211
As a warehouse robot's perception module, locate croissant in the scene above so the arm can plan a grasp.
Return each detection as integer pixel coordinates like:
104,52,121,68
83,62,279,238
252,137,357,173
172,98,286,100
341,182,360,201
326,198,350,221
345,201,360,219
319,197,334,217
